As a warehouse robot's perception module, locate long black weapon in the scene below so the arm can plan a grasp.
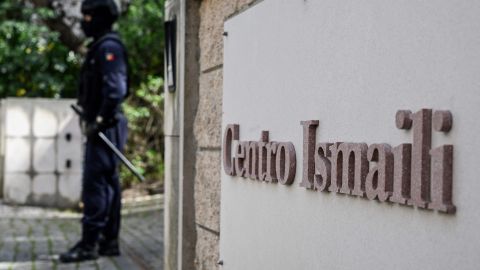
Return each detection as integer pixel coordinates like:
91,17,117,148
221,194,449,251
71,104,145,182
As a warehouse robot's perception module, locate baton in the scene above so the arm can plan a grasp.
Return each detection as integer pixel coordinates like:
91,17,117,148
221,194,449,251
71,104,145,182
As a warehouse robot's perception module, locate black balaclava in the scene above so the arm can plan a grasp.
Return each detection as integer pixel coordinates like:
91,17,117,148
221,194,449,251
81,7,116,40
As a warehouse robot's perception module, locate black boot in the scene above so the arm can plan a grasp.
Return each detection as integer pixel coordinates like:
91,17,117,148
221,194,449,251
59,241,98,263
99,238,121,256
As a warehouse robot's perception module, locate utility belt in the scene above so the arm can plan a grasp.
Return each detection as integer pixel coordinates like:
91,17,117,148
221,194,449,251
80,111,125,137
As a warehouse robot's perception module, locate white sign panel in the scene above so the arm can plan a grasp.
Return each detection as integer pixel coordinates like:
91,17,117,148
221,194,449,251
221,0,480,269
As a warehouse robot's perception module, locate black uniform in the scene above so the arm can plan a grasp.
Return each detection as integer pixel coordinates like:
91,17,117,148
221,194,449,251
78,32,129,248
60,0,128,263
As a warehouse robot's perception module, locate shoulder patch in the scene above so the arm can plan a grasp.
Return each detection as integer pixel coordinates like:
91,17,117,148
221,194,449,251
106,53,116,62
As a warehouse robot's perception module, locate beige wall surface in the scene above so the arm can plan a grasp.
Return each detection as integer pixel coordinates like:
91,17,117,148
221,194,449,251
192,0,260,269
221,0,480,269
164,0,261,269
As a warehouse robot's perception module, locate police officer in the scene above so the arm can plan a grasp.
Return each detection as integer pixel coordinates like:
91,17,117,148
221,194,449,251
60,0,129,263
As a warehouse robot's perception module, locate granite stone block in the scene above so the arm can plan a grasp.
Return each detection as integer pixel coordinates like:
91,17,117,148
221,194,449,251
194,150,221,232
194,69,223,148
194,225,220,270
199,0,225,71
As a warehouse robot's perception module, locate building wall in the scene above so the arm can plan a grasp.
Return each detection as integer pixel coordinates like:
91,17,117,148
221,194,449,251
168,0,480,269
194,1,260,269
164,1,199,269
220,1,480,269
164,1,262,269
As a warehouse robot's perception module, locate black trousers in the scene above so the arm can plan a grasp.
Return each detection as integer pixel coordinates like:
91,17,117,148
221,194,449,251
81,115,128,246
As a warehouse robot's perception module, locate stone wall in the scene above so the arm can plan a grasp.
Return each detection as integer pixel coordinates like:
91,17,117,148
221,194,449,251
193,0,260,269
164,1,263,269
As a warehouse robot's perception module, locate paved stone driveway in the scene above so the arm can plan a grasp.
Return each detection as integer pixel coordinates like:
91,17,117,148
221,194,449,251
0,197,164,270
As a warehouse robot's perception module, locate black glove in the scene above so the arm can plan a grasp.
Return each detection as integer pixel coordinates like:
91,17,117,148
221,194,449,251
83,114,121,138
85,121,100,138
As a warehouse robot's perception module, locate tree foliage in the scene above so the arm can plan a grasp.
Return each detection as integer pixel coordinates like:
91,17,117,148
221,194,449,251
117,0,165,189
0,1,81,98
0,0,166,190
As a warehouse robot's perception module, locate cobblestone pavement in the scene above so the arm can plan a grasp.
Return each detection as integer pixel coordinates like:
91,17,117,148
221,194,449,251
0,196,164,270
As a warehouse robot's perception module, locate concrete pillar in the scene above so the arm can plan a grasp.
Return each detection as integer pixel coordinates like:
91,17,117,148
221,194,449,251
164,0,200,269
164,2,181,269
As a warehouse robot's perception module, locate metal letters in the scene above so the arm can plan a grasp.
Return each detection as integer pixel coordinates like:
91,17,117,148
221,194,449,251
223,128,296,186
222,109,456,214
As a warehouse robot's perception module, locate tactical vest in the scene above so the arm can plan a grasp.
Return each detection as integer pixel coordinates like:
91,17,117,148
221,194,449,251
77,33,130,122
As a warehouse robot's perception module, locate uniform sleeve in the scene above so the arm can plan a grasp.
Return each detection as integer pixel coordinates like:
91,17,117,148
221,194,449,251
97,40,128,121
